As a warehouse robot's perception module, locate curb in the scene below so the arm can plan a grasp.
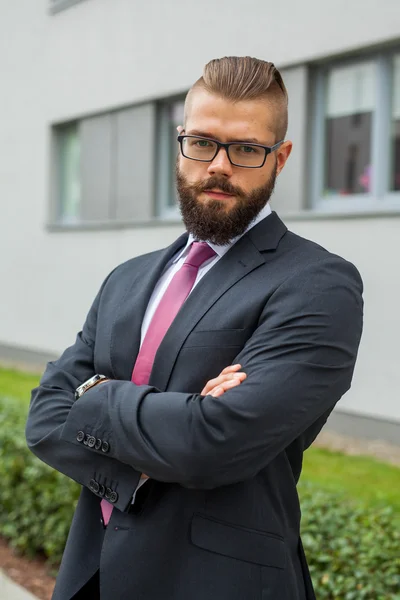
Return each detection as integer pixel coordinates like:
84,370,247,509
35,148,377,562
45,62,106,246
0,570,39,600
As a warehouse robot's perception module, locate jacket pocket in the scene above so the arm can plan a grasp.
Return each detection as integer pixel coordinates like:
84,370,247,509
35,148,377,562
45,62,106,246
184,328,249,348
190,514,286,569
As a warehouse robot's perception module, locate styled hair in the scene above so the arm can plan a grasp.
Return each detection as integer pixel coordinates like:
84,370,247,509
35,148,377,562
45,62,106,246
185,56,288,140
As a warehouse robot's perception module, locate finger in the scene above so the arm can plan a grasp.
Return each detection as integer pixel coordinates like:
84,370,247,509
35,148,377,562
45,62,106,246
220,364,242,375
201,378,219,395
201,374,232,395
208,386,225,397
220,378,243,390
201,372,246,395
208,378,243,397
218,373,247,384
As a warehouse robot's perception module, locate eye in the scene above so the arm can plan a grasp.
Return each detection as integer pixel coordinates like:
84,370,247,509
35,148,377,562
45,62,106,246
195,139,212,147
239,145,257,153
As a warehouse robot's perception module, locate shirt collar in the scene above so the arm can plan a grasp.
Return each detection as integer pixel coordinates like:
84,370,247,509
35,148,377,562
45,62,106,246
173,202,272,263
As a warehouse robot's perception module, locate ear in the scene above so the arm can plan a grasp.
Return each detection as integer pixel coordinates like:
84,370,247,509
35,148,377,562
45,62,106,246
276,140,293,176
177,125,184,134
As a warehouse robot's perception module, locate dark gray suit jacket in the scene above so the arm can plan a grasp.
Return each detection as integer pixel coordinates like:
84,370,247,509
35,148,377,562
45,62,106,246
26,212,363,600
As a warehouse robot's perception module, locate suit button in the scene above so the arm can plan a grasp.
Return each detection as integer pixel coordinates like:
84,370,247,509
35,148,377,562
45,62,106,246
89,479,100,494
76,431,85,443
87,436,96,448
101,441,110,453
105,487,113,500
98,484,105,497
83,434,90,446
109,491,118,504
94,438,102,451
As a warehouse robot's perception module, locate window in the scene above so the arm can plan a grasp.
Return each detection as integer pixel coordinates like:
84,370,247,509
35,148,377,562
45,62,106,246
57,123,81,224
312,53,400,211
156,97,185,218
325,62,375,196
391,55,400,191
52,103,156,226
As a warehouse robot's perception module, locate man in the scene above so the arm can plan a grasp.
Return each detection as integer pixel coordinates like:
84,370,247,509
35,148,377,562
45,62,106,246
26,56,363,600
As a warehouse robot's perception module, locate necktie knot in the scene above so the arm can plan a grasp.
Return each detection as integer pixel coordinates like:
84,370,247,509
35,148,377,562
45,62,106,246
184,242,216,268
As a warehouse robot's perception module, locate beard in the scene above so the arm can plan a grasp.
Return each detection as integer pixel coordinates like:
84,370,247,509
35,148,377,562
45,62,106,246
176,159,278,245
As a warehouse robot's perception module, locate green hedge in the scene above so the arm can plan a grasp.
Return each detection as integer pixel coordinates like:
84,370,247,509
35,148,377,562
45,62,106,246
0,397,80,564
1,396,399,598
298,482,400,599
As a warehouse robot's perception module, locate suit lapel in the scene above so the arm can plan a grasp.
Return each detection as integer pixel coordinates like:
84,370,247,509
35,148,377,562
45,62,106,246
110,234,187,380
149,212,287,391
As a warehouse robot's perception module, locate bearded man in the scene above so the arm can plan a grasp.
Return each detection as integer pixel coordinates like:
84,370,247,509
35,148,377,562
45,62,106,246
26,56,363,600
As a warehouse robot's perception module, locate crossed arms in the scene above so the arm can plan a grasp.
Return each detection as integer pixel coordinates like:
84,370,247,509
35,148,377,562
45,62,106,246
26,256,363,511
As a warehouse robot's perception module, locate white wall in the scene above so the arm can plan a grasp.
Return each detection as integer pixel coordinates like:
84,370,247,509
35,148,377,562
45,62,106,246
0,0,399,425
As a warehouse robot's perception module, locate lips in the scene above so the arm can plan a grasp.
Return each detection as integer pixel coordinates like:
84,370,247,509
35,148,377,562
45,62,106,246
204,189,235,199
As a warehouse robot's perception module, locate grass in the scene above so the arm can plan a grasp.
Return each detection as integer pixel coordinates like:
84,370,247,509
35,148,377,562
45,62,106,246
0,367,40,404
301,447,400,516
1,365,399,517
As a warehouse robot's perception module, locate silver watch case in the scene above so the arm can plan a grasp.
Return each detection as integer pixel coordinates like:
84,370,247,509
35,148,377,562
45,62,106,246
75,374,107,400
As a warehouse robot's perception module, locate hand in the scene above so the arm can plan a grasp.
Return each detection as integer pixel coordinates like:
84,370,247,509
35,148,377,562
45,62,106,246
201,364,247,398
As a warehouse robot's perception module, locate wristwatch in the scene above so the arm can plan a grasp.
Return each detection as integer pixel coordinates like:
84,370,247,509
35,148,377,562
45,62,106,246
75,374,108,400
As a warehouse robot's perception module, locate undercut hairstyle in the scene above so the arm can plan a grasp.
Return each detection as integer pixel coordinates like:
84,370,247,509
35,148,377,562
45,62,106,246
185,56,288,141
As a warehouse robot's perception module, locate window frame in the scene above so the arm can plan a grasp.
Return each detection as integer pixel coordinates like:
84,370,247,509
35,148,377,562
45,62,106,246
49,0,88,15
155,95,186,220
310,51,400,213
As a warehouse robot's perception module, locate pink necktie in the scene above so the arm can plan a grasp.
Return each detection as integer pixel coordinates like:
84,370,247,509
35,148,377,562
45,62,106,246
101,242,216,525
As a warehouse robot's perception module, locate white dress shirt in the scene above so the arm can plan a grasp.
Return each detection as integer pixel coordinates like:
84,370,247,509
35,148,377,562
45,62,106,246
140,202,272,344
132,203,272,501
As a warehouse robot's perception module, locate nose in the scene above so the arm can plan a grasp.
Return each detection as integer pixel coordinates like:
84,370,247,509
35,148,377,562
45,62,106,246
207,147,233,178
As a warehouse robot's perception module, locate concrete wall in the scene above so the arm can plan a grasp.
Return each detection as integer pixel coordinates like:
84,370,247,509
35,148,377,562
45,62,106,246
0,0,399,431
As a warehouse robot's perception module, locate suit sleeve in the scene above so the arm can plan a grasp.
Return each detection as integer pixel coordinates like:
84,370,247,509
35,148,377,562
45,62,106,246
25,271,142,511
28,256,363,492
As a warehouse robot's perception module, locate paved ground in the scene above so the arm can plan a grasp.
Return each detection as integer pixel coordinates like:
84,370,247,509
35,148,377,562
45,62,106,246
0,570,38,600
314,430,400,466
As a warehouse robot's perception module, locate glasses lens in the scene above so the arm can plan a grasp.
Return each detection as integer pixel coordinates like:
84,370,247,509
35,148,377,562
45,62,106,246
182,137,218,161
228,144,265,167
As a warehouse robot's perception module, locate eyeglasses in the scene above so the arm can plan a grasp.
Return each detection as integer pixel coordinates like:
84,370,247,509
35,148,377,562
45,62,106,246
177,134,284,168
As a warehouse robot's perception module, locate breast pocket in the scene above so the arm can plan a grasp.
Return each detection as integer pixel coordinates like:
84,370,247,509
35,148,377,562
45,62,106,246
169,328,252,394
184,328,250,349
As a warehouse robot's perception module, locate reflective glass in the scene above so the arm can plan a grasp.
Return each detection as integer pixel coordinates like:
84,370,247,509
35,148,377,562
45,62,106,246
58,123,81,222
324,62,376,196
391,55,400,191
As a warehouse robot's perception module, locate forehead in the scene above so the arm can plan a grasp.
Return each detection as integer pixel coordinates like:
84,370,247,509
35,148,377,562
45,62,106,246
185,89,275,143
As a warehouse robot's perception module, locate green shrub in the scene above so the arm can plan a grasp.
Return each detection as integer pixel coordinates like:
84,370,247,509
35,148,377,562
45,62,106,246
299,481,400,599
0,396,80,564
1,395,399,599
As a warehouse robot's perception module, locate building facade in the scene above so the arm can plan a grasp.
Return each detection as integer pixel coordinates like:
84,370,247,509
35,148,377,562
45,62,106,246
0,0,399,442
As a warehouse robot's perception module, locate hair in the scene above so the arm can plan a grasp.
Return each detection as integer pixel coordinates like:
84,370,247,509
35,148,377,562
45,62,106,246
185,56,288,140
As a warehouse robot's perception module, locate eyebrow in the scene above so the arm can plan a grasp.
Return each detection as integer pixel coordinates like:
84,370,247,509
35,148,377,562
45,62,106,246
186,129,264,145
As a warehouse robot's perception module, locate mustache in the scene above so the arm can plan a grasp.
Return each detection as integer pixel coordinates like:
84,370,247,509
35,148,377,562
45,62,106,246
188,176,244,197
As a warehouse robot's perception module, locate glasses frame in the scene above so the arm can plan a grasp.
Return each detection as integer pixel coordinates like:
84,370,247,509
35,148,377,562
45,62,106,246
177,134,284,168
